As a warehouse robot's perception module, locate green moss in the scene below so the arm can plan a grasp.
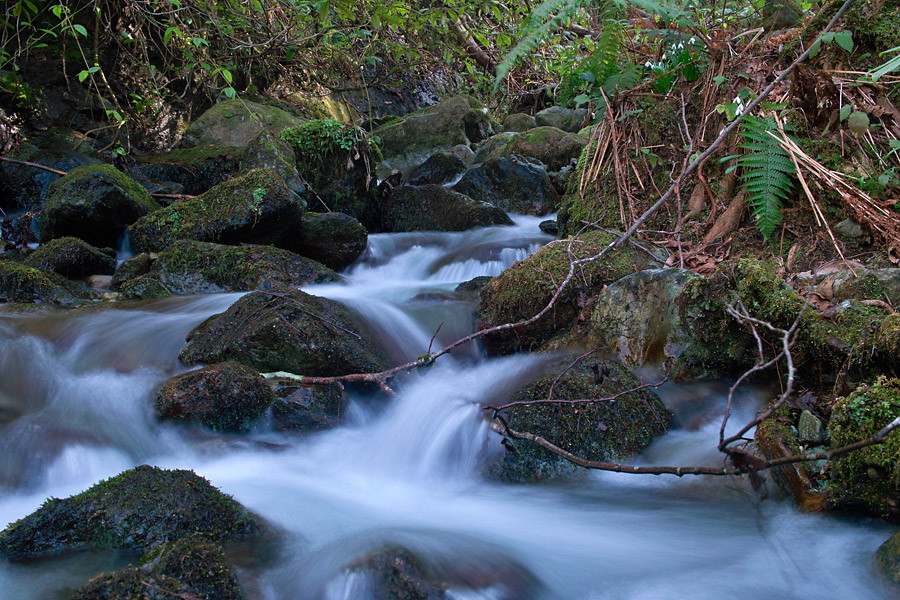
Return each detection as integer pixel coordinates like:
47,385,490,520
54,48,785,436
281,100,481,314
0,260,84,304
49,163,157,214
829,376,900,518
142,145,242,164
23,237,116,278
487,126,586,171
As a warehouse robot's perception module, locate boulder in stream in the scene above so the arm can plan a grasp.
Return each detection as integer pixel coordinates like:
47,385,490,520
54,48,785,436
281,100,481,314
384,185,512,232
0,465,259,560
876,529,900,588
493,357,673,482
179,289,387,378
485,126,586,171
156,361,277,432
270,379,348,432
407,151,468,186
296,212,368,271
40,164,160,248
452,155,557,216
128,169,306,253
0,260,91,305
22,237,116,279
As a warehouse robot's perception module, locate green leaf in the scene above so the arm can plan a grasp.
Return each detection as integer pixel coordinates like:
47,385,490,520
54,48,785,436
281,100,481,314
77,70,89,82
809,39,821,59
163,27,180,45
847,111,870,135
224,87,236,99
839,104,852,121
713,75,727,85
833,31,853,53
73,24,87,37
220,68,233,84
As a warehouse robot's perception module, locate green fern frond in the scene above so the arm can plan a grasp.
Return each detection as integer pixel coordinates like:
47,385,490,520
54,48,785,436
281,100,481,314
730,115,796,241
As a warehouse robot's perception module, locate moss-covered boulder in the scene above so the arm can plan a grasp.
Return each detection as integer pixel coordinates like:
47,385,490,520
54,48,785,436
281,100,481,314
876,529,900,588
110,253,153,289
156,361,277,432
179,99,305,148
0,465,259,560
0,260,88,304
486,126,587,172
128,145,242,196
375,96,494,170
279,119,381,229
501,113,537,132
534,106,589,132
270,379,347,431
128,169,305,253
23,237,116,279
40,164,160,247
476,229,656,355
384,185,512,232
118,276,172,301
296,212,367,271
70,533,245,600
829,377,900,518
407,151,468,186
179,289,387,377
0,145,95,212
495,358,672,482
452,156,556,216
348,545,448,599
116,240,338,296
241,130,305,195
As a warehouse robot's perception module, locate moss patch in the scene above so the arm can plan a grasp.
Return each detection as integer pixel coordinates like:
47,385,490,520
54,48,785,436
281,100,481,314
0,260,87,304
23,237,116,279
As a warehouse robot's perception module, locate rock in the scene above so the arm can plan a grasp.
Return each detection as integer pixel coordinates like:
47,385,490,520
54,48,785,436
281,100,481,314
579,268,697,368
534,106,589,132
384,185,512,232
375,96,494,170
279,120,381,229
349,545,447,600
538,220,558,236
876,529,900,587
452,156,557,216
179,99,305,148
472,132,516,163
242,129,305,195
830,268,900,308
297,212,368,271
110,253,153,289
70,533,245,600
829,376,900,518
116,240,338,296
495,357,672,482
40,164,160,247
118,276,172,301
270,380,347,431
407,151,467,186
179,289,387,377
501,113,537,132
0,465,259,560
0,260,88,304
128,169,305,254
486,126,587,171
797,409,826,444
128,145,241,196
0,145,98,212
23,237,116,279
156,361,277,432
834,218,866,240
455,276,493,293
476,229,657,355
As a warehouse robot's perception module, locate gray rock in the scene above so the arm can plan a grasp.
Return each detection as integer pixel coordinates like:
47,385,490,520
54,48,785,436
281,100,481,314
452,156,556,216
535,106,589,132
797,409,826,444
502,113,538,132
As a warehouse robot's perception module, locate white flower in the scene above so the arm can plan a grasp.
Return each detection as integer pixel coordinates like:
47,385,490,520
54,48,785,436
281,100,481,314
662,53,667,60
689,37,696,45
645,61,653,68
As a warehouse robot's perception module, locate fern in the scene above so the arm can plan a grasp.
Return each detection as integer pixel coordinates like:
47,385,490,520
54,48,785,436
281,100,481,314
727,115,796,241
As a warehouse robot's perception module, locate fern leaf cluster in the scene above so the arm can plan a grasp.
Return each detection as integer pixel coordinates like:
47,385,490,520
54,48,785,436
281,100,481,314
730,115,796,241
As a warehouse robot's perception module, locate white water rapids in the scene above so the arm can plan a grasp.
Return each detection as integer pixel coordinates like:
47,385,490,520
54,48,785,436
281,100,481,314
0,215,894,599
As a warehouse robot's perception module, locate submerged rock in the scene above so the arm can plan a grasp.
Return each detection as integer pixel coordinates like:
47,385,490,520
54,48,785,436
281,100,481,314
384,185,512,232
156,361,277,432
70,533,246,600
349,545,447,600
179,289,387,377
297,212,368,271
0,465,259,560
40,164,160,247
116,240,338,296
494,358,672,482
452,155,556,215
23,237,116,279
128,169,305,253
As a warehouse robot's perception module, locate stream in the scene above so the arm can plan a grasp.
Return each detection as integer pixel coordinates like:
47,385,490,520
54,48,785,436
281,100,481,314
0,215,894,599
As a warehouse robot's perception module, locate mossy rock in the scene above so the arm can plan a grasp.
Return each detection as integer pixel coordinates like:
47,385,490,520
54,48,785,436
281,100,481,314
486,126,587,172
180,99,305,148
110,253,153,289
832,268,900,308
809,0,900,69
501,113,537,132
829,377,900,518
0,260,89,304
128,169,305,253
241,130,305,195
557,140,619,237
407,151,468,186
156,361,277,432
118,276,172,301
297,212,368,271
179,289,388,377
375,95,493,170
384,185,512,232
129,145,242,196
71,533,245,600
0,145,96,212
876,529,900,588
23,237,116,279
270,380,347,431
476,229,656,355
452,156,556,216
496,358,673,482
119,240,338,295
0,465,259,560
472,132,516,163
348,545,447,599
534,106,589,132
279,119,381,229
41,164,160,248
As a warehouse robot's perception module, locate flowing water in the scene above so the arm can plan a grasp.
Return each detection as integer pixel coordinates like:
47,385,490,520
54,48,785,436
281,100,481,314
0,215,894,599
